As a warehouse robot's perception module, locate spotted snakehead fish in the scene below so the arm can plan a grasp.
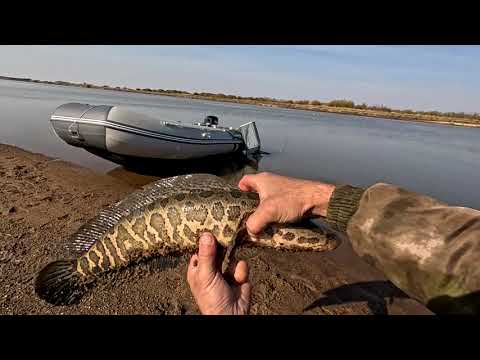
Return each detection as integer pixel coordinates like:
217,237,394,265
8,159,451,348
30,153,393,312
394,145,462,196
35,174,340,305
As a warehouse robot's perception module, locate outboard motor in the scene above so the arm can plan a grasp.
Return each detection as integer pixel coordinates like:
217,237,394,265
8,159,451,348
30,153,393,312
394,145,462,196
201,115,219,127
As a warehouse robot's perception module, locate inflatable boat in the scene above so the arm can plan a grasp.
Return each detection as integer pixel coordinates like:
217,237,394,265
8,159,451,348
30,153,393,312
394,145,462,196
50,103,261,162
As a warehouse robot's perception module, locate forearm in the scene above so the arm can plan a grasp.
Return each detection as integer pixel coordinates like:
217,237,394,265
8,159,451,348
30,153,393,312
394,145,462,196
323,182,480,314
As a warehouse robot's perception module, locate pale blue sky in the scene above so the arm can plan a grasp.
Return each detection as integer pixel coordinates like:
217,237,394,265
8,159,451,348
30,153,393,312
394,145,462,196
1,45,479,113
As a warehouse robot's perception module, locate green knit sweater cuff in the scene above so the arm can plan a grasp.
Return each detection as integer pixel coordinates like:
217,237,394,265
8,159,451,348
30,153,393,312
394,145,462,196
326,185,366,233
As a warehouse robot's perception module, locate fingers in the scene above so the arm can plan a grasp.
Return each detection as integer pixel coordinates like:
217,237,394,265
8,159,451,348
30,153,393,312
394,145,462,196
231,260,251,313
239,174,272,235
187,254,198,283
188,254,198,271
238,282,252,311
233,260,249,284
238,174,259,192
246,200,276,235
197,232,217,278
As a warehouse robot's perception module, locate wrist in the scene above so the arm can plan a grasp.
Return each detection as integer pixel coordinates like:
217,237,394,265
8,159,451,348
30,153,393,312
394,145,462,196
304,181,336,218
325,184,365,232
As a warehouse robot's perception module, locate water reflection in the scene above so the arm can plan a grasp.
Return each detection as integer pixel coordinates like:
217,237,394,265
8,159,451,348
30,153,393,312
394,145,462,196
104,150,262,188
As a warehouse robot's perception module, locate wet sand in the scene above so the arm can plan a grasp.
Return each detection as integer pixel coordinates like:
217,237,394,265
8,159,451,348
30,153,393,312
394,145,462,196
0,144,432,315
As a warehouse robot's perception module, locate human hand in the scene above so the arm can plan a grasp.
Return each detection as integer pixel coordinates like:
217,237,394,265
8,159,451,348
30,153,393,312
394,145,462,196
187,232,251,315
238,172,335,235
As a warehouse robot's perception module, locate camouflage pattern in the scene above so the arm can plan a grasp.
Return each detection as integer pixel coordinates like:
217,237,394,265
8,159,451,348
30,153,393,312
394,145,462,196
340,183,480,314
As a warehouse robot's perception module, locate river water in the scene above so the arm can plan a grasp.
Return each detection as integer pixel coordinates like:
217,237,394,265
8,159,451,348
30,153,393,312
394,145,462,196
1,79,479,209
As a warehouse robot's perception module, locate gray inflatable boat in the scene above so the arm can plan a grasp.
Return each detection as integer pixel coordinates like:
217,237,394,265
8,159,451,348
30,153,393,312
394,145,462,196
50,103,261,161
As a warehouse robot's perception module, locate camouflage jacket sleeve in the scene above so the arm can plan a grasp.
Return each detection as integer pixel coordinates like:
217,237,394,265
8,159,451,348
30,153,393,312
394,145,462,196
325,183,480,314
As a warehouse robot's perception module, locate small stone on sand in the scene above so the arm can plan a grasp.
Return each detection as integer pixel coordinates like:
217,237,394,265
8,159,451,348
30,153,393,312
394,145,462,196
1,206,16,216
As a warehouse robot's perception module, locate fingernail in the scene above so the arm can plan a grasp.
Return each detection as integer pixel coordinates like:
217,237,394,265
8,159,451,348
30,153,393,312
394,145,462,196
200,233,214,245
249,233,258,242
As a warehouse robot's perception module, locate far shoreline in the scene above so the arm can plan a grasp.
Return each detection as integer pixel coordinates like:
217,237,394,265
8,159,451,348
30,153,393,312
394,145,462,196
2,75,479,129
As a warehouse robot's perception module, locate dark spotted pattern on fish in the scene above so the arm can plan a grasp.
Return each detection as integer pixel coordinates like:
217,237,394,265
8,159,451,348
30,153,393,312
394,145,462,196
112,236,127,263
150,213,169,241
192,205,208,224
88,251,100,267
184,201,197,223
117,225,142,250
183,224,197,243
95,242,111,270
132,218,147,239
167,206,181,229
230,190,243,199
227,205,241,222
211,224,220,238
298,236,321,244
175,193,186,201
212,201,225,221
199,190,214,198
146,232,157,246
263,226,275,238
103,237,122,266
223,225,235,238
158,198,169,208
78,257,91,275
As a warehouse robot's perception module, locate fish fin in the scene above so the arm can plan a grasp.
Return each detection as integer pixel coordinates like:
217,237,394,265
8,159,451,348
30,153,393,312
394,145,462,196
35,260,85,305
221,242,237,275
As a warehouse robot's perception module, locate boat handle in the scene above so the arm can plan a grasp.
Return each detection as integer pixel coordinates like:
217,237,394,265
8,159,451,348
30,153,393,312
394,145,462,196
68,122,84,141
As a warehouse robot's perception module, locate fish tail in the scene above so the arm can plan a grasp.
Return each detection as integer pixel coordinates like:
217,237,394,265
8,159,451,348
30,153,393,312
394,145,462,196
35,260,86,305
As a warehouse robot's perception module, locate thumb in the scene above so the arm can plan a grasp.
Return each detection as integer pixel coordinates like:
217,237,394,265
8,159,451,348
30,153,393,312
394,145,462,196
197,232,217,277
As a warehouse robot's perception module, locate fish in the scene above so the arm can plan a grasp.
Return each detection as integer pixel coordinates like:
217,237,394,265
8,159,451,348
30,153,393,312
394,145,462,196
34,174,339,305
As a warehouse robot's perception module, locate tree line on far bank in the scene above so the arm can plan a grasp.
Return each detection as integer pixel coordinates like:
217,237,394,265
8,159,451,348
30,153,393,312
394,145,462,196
133,88,480,121
5,75,476,122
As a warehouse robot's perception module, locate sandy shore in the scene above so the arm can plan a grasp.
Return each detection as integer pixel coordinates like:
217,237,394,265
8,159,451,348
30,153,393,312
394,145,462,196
0,144,432,315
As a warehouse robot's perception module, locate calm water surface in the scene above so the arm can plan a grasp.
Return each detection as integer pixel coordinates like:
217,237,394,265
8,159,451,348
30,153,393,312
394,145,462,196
1,79,479,209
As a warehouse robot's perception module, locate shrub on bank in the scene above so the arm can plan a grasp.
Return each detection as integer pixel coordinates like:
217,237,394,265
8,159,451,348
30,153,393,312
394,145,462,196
369,105,392,113
294,100,310,105
355,103,368,110
329,99,355,108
